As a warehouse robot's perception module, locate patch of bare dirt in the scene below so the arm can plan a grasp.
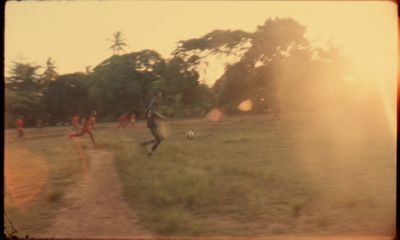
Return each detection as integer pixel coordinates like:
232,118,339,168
42,143,151,238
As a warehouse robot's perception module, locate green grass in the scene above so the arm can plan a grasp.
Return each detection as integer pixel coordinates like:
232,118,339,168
4,111,395,237
106,112,396,236
4,132,87,236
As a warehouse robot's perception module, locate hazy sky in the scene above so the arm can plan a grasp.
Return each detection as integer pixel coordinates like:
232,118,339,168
5,0,397,79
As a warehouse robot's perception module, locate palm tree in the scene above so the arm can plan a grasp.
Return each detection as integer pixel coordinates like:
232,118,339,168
108,31,128,55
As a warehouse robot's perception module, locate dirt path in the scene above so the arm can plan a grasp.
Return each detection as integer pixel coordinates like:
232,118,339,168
43,143,151,238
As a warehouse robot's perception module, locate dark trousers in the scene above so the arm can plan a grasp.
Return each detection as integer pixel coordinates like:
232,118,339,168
142,126,163,152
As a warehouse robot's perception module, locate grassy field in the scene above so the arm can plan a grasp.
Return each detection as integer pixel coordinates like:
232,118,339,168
4,111,396,237
103,111,396,236
4,128,88,236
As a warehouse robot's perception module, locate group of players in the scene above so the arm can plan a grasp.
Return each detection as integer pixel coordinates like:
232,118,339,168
116,112,136,129
15,93,167,156
69,93,166,155
15,92,280,156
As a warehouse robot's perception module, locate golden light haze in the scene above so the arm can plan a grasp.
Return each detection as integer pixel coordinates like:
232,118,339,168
5,1,397,78
6,1,396,128
4,2,397,236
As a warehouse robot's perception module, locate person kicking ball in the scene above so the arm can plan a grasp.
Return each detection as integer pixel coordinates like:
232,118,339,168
142,93,167,156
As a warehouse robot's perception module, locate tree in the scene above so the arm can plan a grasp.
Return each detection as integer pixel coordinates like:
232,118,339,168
108,31,128,55
88,49,214,119
41,73,90,124
40,57,58,89
174,29,252,57
89,50,165,119
212,17,350,113
211,18,308,111
6,61,42,93
5,61,44,127
171,22,312,112
173,29,253,86
153,54,214,117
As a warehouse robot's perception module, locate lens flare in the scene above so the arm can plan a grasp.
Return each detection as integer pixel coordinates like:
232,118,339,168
206,108,223,121
238,99,253,112
4,147,49,211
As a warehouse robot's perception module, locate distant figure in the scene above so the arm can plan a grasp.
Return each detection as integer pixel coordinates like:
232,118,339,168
15,116,25,139
117,113,129,129
69,113,96,146
36,119,43,131
271,101,281,122
130,113,136,127
90,111,97,129
71,113,81,130
141,93,167,156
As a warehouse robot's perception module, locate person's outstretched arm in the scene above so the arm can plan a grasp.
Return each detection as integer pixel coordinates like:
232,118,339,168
154,111,167,121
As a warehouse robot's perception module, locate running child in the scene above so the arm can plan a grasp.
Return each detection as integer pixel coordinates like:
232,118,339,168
116,112,129,129
15,116,24,139
69,113,96,146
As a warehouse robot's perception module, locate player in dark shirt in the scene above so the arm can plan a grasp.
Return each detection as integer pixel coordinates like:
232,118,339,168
142,93,167,156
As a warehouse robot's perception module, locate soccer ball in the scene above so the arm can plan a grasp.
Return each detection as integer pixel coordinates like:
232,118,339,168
186,130,195,140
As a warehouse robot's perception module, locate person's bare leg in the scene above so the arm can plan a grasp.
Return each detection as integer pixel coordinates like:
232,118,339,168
87,131,96,146
142,139,156,146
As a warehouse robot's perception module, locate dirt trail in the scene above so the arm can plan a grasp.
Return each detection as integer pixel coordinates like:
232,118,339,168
43,143,150,238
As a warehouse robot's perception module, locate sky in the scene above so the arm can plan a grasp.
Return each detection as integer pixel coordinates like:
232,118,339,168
4,0,398,82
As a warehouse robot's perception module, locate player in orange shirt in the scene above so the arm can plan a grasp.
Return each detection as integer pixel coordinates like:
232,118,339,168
15,116,24,139
116,113,129,129
69,113,96,146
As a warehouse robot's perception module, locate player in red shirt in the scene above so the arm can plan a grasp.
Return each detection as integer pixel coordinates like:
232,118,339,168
69,113,96,145
116,113,129,129
15,116,24,139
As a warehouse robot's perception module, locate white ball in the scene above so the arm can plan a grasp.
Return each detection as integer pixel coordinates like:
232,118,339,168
186,130,195,140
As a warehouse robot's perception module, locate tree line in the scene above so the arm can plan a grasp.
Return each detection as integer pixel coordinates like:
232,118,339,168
5,18,351,128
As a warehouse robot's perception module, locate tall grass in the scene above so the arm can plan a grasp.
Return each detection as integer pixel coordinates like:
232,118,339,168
108,113,395,236
4,111,394,237
105,117,313,235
